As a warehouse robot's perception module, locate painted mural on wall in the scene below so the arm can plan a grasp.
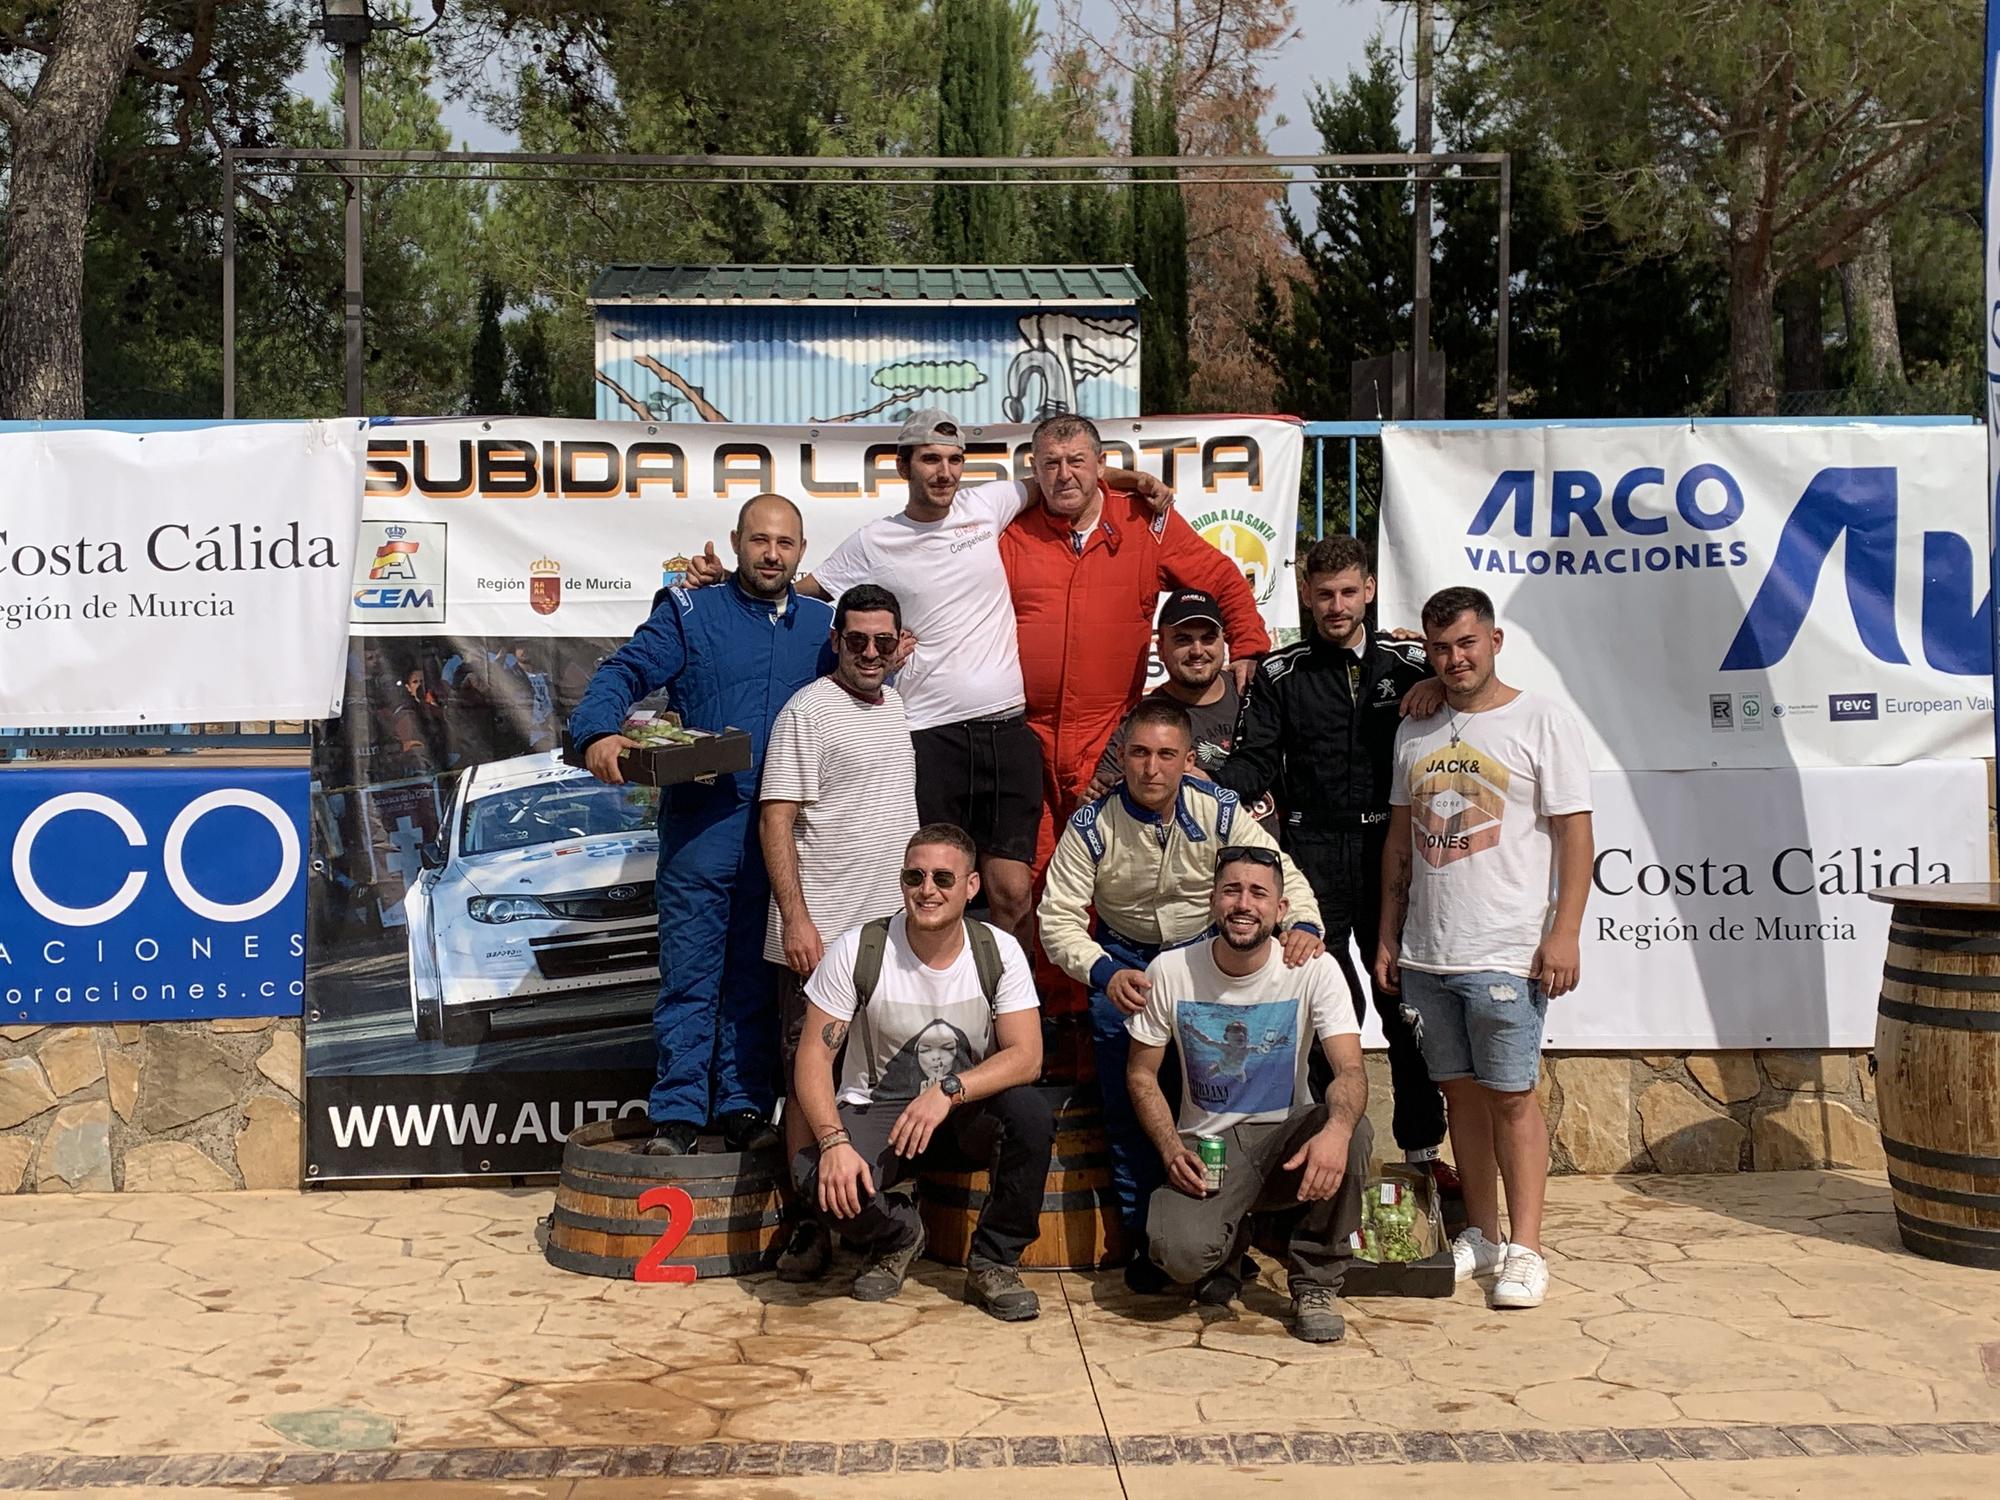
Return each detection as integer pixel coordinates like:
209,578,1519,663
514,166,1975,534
593,305,1141,426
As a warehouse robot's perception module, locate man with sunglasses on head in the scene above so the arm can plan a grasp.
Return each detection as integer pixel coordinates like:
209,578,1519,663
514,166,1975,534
760,584,922,1282
1127,847,1372,1343
791,824,1053,1320
572,494,832,1157
1039,698,1323,1298
685,410,1172,949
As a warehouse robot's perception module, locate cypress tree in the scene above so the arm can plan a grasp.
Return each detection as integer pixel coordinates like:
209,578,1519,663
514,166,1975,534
931,0,1019,261
1129,65,1191,413
468,280,510,415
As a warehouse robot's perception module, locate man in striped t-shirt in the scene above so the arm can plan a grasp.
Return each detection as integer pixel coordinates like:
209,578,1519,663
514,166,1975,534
760,583,922,1280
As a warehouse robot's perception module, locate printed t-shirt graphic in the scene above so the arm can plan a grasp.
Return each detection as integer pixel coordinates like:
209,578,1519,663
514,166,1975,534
1409,735,1510,867
1178,999,1297,1118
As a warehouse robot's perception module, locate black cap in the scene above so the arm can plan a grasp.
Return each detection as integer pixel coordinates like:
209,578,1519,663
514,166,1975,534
1157,588,1224,631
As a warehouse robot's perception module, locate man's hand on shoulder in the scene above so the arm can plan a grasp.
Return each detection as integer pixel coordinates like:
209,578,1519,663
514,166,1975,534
583,734,642,785
1280,927,1325,967
1400,678,1445,718
1106,968,1152,1016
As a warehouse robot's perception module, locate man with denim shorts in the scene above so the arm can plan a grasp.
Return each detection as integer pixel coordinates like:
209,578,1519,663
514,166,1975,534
1374,586,1593,1310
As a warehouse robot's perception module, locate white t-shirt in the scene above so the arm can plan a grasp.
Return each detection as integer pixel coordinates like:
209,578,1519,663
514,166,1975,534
811,481,1033,731
1127,942,1358,1137
805,914,1039,1105
1388,691,1593,976
759,676,920,963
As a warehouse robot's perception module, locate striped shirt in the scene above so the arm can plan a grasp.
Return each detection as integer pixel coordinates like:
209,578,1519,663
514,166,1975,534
760,676,920,963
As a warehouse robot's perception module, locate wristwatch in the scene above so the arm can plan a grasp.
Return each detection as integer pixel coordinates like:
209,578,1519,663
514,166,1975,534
939,1074,965,1105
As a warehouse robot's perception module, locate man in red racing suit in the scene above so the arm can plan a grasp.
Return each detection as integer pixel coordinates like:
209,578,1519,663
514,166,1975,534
1000,414,1271,870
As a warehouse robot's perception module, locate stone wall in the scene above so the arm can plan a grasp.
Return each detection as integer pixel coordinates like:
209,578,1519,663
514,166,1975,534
0,1019,301,1192
1362,1048,1883,1175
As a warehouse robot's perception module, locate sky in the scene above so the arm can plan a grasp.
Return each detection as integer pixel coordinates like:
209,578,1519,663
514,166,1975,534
413,0,1404,160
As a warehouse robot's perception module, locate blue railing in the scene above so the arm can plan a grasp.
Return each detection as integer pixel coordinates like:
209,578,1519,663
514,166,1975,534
1300,415,1983,541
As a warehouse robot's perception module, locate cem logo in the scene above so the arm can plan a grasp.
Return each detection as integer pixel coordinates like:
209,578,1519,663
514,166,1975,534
351,520,447,623
1829,692,1880,722
1471,464,1991,675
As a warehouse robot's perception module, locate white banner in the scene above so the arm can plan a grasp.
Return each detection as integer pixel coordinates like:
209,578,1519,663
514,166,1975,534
1565,762,1988,1047
352,416,1303,639
0,422,368,726
1379,423,1990,770
1336,761,1987,1050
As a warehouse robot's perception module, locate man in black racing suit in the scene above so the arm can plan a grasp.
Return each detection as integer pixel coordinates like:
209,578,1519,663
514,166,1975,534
1215,534,1450,1166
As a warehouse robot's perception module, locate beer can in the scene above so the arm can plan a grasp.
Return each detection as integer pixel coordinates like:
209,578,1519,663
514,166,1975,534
1196,1134,1226,1193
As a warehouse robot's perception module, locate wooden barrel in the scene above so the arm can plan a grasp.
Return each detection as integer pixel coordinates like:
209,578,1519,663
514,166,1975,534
545,1117,784,1280
918,1084,1127,1271
1871,885,2000,1269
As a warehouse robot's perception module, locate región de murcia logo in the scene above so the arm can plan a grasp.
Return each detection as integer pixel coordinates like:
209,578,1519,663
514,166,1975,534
529,556,561,615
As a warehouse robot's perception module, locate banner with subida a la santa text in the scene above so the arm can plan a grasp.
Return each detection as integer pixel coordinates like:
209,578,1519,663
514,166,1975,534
354,415,1303,640
0,421,369,727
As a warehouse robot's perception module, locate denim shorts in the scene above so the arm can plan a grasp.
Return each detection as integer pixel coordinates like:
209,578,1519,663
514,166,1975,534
1398,969,1547,1093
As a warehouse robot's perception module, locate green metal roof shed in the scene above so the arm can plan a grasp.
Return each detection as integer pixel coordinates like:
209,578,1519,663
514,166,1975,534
591,264,1145,424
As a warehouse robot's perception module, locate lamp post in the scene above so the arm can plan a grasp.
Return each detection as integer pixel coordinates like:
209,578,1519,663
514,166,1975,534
314,1,444,419
318,0,372,418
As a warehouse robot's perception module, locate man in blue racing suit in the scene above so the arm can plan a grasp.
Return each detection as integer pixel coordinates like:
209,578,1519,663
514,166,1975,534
570,494,834,1154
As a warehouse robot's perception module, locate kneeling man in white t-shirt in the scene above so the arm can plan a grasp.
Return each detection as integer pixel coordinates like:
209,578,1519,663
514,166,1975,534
1126,848,1373,1343
791,823,1052,1321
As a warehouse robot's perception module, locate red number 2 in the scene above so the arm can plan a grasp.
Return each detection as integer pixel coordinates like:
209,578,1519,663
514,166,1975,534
632,1185,697,1283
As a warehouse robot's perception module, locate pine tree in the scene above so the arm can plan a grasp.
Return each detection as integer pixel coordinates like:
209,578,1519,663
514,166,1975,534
1129,66,1191,413
468,281,511,414
931,0,1020,261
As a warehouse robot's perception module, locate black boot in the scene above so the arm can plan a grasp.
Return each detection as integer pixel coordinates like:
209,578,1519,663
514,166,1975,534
638,1120,700,1156
718,1109,777,1152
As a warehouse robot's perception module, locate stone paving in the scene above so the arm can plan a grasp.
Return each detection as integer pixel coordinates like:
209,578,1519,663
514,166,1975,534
2,1168,1998,1494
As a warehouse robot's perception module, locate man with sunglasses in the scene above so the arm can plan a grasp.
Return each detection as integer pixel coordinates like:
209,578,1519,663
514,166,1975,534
760,584,922,1280
1039,698,1322,1295
791,824,1052,1320
1127,847,1371,1342
571,493,832,1156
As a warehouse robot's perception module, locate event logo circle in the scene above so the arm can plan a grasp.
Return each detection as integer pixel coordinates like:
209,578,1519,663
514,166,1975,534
11,788,301,928
1198,520,1274,605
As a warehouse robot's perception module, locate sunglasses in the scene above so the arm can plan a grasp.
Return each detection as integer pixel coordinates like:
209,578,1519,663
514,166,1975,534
901,867,960,890
1216,845,1281,880
840,631,899,657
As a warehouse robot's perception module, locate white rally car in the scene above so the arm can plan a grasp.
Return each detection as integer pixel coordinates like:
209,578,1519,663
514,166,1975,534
406,752,659,1045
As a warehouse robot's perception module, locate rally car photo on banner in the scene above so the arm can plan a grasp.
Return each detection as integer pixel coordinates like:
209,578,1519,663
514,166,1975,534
405,753,659,1046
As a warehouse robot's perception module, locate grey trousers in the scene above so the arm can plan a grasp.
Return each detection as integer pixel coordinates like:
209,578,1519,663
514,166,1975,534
1145,1106,1374,1292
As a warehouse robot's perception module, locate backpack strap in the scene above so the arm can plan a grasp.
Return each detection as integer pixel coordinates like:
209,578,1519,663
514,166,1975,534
965,918,1004,1013
850,915,894,1010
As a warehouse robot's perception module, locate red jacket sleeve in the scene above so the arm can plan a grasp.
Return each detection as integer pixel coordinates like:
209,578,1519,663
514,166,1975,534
1155,510,1273,657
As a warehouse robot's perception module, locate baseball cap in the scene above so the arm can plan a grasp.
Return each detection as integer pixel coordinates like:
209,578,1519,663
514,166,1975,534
1157,589,1224,630
895,409,965,452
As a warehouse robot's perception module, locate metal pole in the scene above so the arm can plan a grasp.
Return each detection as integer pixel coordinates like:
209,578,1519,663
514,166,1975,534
343,41,364,419
1348,437,1359,537
1410,0,1435,418
1497,154,1512,418
222,150,236,420
1314,437,1325,540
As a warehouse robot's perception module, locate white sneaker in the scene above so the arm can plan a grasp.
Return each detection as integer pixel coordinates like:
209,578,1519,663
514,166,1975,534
1450,1227,1507,1283
1490,1245,1549,1309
